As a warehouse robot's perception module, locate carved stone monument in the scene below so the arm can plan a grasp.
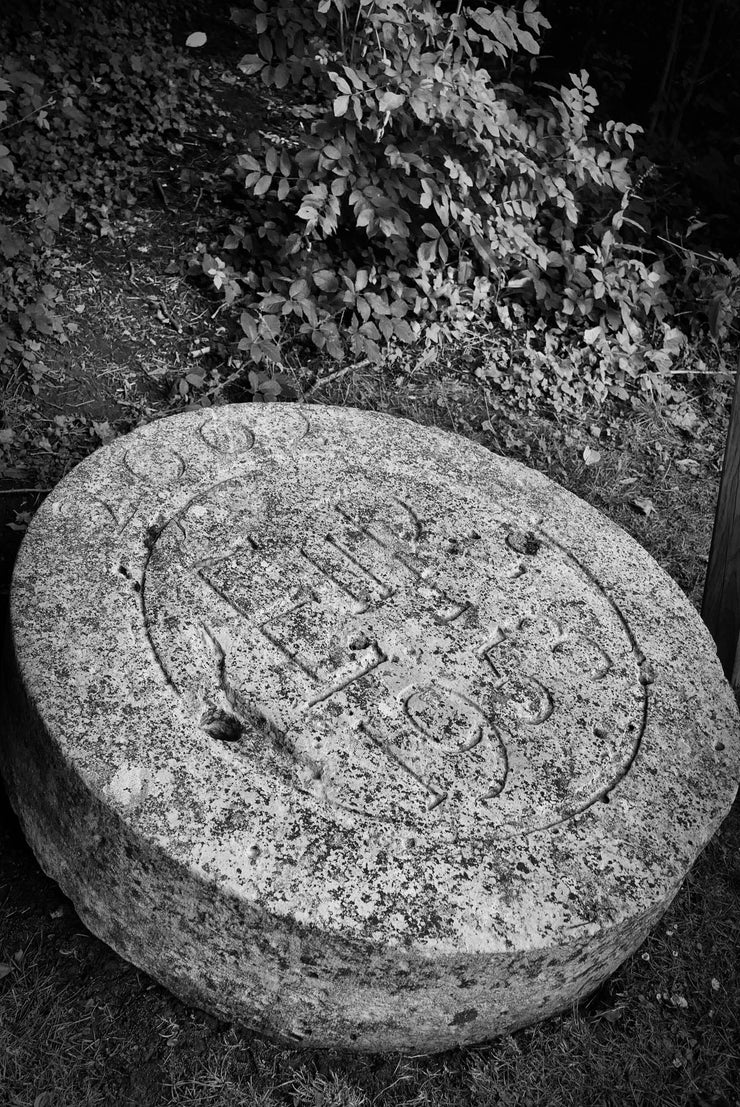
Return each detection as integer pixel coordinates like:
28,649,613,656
2,404,739,1052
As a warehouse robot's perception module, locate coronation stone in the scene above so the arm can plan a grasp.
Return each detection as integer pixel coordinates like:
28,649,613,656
2,403,738,1052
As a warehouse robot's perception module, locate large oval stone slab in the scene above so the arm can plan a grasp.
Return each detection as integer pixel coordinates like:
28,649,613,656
2,404,738,1053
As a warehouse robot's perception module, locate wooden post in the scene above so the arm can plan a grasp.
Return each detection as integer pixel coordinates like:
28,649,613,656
702,355,740,689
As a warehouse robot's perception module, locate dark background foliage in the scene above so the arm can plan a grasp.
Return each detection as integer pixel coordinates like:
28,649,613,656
538,0,740,253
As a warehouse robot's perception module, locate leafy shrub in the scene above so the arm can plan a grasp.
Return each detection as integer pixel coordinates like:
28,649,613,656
197,0,684,403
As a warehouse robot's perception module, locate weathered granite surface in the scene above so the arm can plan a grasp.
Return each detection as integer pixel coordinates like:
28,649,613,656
2,403,739,1053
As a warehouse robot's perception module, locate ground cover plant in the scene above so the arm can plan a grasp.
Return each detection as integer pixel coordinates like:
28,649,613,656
0,1,739,1105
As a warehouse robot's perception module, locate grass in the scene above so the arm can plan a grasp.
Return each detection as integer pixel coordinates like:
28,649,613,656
1,2,739,1105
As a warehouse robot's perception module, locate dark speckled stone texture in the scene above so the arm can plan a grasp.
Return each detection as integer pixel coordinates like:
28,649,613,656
1,403,738,1053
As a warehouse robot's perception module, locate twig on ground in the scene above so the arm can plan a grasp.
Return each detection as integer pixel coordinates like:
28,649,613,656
0,97,57,134
203,360,254,401
154,178,173,211
304,358,372,398
664,368,735,375
0,488,51,495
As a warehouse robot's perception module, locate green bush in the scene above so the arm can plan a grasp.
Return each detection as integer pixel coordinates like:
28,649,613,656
198,0,683,403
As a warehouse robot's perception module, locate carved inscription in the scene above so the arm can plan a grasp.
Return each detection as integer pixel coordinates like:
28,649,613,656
361,684,510,811
87,442,188,534
140,472,648,835
124,445,185,485
198,416,255,455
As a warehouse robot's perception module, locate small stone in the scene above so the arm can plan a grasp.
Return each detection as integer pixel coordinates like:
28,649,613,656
200,707,243,743
506,529,541,555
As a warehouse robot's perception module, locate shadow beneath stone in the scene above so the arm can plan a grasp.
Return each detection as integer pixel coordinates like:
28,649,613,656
0,767,23,840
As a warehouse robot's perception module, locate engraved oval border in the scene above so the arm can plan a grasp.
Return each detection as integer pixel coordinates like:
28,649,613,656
134,468,650,843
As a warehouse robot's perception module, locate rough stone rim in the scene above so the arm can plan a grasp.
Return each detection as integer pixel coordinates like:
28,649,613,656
7,403,740,957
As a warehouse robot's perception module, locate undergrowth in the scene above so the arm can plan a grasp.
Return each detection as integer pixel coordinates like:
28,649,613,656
0,0,738,416
0,1,212,386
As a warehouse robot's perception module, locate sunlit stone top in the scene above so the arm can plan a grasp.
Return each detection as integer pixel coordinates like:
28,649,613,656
9,403,739,964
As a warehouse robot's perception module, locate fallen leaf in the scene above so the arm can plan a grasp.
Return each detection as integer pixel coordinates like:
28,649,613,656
0,963,12,980
7,510,33,532
669,406,701,435
631,497,655,516
185,31,207,48
711,978,720,991
92,420,116,444
582,446,601,466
